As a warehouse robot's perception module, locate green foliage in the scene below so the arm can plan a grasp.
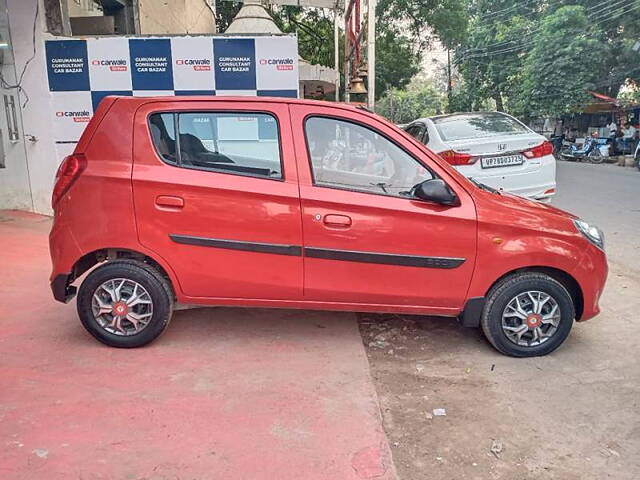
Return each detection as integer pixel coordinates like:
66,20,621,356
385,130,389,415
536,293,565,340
454,0,640,117
515,6,607,117
272,6,336,68
376,80,446,123
375,29,421,98
215,1,241,32
377,0,469,50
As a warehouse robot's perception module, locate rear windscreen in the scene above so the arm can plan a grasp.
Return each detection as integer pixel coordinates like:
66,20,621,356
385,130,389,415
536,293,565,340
433,113,530,142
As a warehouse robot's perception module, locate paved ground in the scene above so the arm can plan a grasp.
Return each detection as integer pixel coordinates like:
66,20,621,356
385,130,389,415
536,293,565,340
362,161,640,479
554,161,640,276
0,211,396,480
2,162,639,480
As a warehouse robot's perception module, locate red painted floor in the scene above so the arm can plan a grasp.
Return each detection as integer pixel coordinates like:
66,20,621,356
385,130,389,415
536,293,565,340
0,210,396,480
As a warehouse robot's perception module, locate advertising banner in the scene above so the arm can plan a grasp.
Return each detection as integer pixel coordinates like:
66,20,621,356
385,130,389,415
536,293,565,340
45,35,299,145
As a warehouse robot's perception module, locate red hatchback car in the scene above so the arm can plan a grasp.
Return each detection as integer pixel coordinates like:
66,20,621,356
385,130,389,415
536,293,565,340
49,96,607,357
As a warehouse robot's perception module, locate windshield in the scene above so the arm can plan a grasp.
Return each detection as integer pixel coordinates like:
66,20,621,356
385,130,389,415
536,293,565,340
433,113,530,142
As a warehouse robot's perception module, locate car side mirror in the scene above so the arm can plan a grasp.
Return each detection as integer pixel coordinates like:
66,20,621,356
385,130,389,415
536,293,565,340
413,179,458,206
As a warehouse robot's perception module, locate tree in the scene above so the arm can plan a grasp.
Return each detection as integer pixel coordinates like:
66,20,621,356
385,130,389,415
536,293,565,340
377,0,469,50
556,0,640,99
374,28,421,97
215,0,241,32
453,0,542,112
376,80,445,123
514,6,607,118
272,6,336,68
453,0,640,116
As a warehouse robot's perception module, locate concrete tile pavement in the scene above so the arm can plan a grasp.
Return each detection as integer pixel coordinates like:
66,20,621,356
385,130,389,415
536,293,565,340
0,210,397,480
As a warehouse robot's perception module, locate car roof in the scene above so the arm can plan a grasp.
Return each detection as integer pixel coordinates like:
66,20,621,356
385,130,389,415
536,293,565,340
105,95,373,115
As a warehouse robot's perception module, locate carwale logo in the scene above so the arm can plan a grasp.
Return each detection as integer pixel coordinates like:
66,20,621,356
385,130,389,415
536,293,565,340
91,59,128,72
175,58,211,71
56,110,91,123
259,57,295,71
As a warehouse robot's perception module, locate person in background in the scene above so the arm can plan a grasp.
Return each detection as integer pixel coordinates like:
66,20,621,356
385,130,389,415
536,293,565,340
543,117,554,138
551,119,564,152
607,120,619,155
623,122,637,153
553,119,564,138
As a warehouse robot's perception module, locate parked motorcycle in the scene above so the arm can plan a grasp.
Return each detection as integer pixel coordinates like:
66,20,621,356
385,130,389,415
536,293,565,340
634,141,640,171
560,137,606,164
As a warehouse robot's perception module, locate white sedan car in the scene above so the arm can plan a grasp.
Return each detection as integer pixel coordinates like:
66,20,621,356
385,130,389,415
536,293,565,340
403,112,556,202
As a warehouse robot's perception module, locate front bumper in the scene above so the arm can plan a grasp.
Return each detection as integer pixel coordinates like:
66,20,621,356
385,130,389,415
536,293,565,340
51,273,77,303
575,245,608,321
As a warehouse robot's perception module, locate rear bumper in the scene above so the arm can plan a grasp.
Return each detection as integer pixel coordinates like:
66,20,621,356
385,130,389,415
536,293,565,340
51,273,77,303
457,154,556,201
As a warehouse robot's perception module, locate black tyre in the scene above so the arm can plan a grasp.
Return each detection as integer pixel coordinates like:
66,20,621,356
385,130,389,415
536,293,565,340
77,260,173,348
481,273,575,357
587,148,604,164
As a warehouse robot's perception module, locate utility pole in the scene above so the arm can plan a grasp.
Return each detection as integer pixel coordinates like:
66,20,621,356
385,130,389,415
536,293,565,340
447,48,452,111
344,3,351,103
367,0,376,109
334,7,340,101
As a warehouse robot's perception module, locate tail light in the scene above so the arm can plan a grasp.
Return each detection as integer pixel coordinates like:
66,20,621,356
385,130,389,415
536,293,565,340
52,154,86,207
522,141,553,159
439,150,477,166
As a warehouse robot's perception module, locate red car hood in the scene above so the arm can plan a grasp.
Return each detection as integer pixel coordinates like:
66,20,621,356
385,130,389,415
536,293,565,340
472,187,578,222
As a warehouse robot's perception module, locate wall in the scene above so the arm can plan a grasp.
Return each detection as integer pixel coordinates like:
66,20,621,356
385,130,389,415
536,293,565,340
138,0,216,35
67,0,103,17
6,0,58,214
1,0,215,215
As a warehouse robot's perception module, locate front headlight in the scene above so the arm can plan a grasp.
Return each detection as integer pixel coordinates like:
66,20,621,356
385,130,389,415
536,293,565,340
574,219,604,250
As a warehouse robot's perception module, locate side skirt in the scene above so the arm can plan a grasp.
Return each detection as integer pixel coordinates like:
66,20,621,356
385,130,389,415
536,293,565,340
175,295,463,317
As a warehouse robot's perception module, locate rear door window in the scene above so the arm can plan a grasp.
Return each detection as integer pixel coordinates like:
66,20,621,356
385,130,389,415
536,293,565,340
149,112,282,179
433,113,530,142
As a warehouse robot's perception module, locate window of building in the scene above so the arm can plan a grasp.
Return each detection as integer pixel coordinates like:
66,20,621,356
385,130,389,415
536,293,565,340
45,0,136,36
149,112,282,180
305,116,434,198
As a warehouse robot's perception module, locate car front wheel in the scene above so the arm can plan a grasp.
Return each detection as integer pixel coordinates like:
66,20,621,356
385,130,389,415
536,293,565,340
77,260,173,348
481,272,575,357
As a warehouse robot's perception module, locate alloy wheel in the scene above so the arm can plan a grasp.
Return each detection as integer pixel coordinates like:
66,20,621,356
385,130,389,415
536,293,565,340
91,278,154,336
501,290,561,347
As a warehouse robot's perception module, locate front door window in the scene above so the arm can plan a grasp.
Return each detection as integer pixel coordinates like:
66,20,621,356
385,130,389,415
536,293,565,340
305,116,433,198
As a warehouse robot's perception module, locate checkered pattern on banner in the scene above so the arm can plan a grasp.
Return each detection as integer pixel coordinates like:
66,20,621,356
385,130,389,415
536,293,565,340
45,36,299,143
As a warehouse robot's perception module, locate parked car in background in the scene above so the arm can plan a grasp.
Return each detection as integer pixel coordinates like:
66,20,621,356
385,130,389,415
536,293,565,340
50,96,606,357
404,112,557,202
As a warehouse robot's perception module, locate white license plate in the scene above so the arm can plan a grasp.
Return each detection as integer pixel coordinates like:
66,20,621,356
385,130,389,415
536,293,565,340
481,154,523,169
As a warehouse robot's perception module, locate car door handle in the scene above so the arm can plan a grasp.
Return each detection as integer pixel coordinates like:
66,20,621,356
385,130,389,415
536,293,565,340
155,195,184,209
323,214,352,227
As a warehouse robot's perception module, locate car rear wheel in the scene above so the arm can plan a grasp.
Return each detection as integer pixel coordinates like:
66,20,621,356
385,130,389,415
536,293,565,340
481,272,575,357
77,260,173,348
